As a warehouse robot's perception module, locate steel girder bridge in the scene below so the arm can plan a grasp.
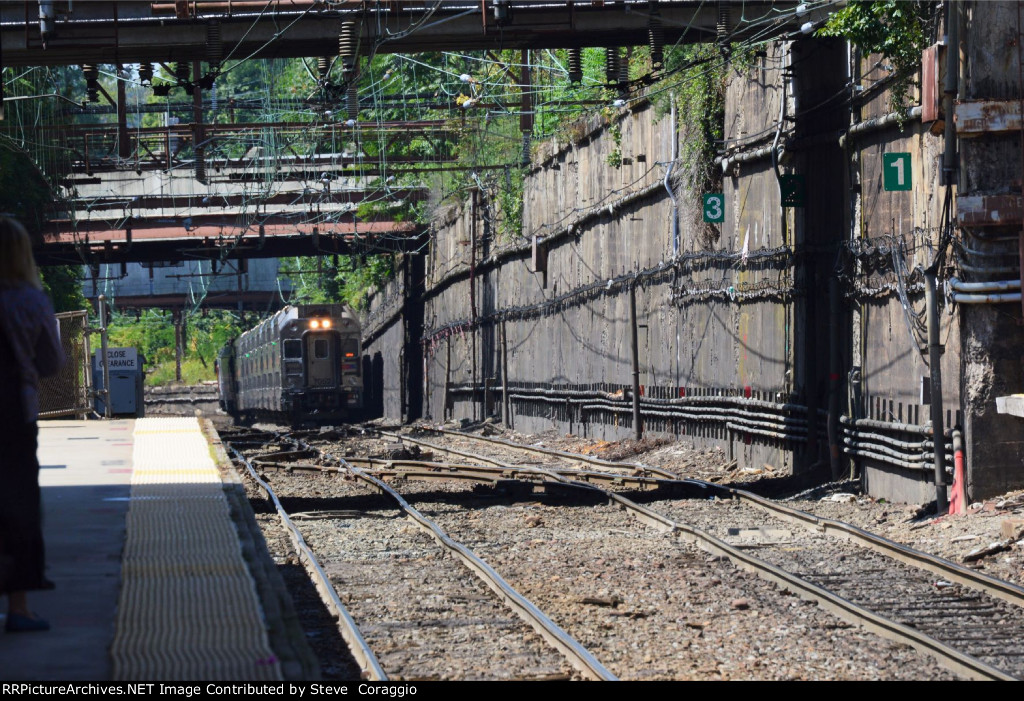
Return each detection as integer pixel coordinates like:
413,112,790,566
2,1,835,268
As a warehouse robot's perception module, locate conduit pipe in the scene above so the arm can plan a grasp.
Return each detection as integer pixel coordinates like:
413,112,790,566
840,414,935,436
843,446,941,472
951,291,1022,304
842,437,951,467
956,262,1020,275
495,383,819,414
925,269,948,513
948,277,1021,292
951,428,966,513
665,96,680,256
840,106,922,147
948,277,1023,304
720,143,777,174
841,425,952,454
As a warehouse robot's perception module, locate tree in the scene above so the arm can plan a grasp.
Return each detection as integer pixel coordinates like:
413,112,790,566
818,0,937,115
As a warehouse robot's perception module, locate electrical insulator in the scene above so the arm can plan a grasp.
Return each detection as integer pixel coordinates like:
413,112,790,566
347,81,359,121
339,22,357,74
717,2,731,43
649,15,665,70
207,21,223,72
618,51,630,85
82,64,99,102
39,0,55,44
493,0,510,25
605,47,620,86
174,62,190,83
195,146,206,183
567,48,582,84
317,56,331,81
139,63,154,85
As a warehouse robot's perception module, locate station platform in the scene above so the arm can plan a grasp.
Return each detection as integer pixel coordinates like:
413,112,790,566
0,417,316,681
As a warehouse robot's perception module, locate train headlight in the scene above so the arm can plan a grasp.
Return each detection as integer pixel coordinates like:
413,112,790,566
321,319,332,328
309,319,321,329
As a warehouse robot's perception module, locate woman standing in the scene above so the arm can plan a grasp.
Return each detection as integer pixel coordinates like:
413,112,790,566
0,216,64,632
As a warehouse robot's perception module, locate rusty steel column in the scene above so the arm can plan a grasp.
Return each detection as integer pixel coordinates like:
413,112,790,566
193,60,206,182
117,65,130,158
501,320,511,428
470,189,479,421
174,310,184,383
629,283,642,441
828,275,842,480
925,270,948,514
520,48,533,164
444,336,451,422
1017,2,1024,319
99,294,111,419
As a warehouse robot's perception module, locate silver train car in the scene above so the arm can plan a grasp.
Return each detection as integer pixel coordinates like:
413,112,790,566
216,304,363,424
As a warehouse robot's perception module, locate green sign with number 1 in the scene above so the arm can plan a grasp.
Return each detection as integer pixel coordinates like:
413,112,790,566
703,193,724,223
883,153,912,191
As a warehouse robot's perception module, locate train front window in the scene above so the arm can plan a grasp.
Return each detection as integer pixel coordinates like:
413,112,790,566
314,338,329,359
284,339,302,359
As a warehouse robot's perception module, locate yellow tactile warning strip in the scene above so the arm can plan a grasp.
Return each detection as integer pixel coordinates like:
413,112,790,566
111,417,282,681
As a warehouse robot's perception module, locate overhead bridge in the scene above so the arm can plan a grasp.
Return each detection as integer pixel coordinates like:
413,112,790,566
37,129,431,266
0,1,831,67
39,216,424,266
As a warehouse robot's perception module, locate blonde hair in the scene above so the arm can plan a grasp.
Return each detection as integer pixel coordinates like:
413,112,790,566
0,216,42,290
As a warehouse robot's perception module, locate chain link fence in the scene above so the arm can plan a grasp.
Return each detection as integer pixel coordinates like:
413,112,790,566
38,310,93,419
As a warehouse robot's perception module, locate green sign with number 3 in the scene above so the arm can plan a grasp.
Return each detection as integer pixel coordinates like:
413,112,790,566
883,153,912,191
703,193,724,223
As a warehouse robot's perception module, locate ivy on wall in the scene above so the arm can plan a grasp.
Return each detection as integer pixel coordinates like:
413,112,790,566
817,0,937,115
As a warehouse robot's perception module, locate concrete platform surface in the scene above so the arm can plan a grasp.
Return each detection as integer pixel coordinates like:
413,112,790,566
0,419,134,680
0,417,285,682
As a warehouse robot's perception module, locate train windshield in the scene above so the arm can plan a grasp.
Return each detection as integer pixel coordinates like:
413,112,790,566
314,338,330,359
283,339,302,359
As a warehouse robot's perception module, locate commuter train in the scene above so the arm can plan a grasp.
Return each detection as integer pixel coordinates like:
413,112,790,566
216,304,363,424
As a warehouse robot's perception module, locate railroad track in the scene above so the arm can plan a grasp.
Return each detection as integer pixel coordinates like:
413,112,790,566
358,426,1024,681
233,428,957,680
224,428,616,681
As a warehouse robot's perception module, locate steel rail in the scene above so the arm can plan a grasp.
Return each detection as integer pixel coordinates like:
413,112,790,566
383,428,678,479
288,438,618,681
379,429,1021,680
428,427,1024,610
228,446,388,681
253,454,687,491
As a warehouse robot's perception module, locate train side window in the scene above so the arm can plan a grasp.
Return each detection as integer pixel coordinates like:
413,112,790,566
342,338,358,359
313,338,329,359
284,339,302,359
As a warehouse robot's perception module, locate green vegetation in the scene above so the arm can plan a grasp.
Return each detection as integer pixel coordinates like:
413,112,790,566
280,254,394,310
146,358,213,386
497,166,526,241
605,122,623,168
107,309,242,385
818,0,936,115
40,266,87,313
651,44,758,189
0,138,87,312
